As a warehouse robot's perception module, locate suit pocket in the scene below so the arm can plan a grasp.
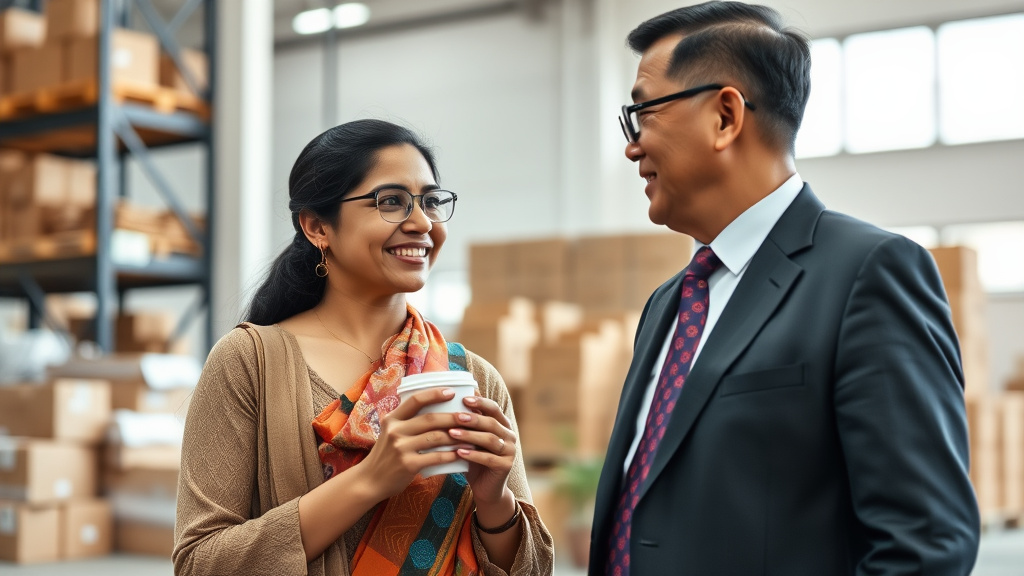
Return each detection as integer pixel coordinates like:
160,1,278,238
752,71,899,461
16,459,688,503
719,363,805,397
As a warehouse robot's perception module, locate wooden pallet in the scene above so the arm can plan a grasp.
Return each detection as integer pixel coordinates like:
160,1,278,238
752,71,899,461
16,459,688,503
0,79,210,121
0,230,97,263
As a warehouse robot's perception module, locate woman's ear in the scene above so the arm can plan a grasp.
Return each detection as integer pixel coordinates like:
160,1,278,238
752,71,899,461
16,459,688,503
713,86,747,152
298,210,330,250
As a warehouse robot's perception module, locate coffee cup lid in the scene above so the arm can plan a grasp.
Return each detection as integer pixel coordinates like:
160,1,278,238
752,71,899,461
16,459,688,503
397,371,478,395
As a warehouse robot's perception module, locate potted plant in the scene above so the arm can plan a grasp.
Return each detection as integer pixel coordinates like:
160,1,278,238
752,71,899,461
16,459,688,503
552,455,604,568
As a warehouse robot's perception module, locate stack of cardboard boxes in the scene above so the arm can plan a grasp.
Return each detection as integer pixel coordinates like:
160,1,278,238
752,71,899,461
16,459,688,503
0,379,113,564
928,246,1024,526
461,232,693,465
0,1,208,106
0,354,196,564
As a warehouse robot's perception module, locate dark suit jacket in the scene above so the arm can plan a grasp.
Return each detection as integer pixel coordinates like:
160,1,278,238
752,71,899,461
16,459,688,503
589,185,980,575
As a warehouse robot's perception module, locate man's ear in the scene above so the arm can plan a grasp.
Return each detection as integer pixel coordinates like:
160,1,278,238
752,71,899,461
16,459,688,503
298,209,330,249
713,86,747,151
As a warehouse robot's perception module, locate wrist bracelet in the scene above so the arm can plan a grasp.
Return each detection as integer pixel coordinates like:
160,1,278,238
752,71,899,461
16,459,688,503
474,501,521,535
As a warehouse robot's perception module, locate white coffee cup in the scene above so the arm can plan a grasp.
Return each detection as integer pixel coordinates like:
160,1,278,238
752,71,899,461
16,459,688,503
396,371,480,477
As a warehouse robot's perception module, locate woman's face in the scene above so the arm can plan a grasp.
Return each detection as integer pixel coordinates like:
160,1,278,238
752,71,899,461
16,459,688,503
325,143,447,298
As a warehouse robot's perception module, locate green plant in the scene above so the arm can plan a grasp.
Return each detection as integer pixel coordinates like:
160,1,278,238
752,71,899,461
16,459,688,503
553,456,604,521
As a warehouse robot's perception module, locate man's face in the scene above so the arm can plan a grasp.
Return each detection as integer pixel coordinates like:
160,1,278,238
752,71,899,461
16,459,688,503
626,35,719,231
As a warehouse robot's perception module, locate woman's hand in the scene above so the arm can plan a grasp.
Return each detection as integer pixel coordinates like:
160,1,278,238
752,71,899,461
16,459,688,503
356,387,469,500
448,395,517,507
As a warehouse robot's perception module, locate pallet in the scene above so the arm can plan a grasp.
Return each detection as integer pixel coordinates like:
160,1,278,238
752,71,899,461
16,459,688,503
0,79,210,121
0,230,96,263
980,510,1024,533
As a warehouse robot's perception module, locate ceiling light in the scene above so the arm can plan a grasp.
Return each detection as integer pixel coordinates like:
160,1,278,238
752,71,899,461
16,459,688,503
333,3,370,29
292,8,332,35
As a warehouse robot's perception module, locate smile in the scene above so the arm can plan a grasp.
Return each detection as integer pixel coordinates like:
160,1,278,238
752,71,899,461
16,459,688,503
387,247,428,257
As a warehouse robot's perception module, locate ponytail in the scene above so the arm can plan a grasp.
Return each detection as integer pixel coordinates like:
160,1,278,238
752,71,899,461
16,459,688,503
244,233,324,325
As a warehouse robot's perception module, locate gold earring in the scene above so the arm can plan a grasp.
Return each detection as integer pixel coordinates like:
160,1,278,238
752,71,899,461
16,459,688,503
315,244,329,277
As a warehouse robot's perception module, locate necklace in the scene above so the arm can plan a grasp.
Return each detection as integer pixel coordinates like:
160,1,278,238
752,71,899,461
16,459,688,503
314,309,379,365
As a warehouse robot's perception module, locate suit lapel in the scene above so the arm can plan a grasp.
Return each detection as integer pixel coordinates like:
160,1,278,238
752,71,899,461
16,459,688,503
637,185,824,502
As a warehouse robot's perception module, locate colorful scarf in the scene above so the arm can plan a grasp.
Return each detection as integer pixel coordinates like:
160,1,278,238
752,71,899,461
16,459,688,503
312,304,480,576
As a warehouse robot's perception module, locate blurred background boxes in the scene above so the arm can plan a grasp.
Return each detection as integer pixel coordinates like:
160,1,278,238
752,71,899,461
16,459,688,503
0,8,46,53
0,439,97,503
0,502,59,564
45,0,99,41
59,499,112,560
65,28,159,89
0,380,111,444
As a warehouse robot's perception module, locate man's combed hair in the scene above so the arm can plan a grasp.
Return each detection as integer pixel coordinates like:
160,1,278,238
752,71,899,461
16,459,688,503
627,1,811,152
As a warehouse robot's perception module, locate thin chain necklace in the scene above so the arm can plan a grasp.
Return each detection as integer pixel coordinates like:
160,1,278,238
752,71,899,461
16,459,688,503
314,309,379,365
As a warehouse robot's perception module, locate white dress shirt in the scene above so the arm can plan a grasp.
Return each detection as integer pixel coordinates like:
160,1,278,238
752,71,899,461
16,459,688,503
622,173,805,474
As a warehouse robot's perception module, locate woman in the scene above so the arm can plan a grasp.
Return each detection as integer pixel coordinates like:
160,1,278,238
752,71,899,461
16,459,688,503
173,119,553,576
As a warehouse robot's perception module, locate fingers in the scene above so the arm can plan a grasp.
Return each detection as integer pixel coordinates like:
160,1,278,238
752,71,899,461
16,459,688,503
462,396,511,428
447,410,517,462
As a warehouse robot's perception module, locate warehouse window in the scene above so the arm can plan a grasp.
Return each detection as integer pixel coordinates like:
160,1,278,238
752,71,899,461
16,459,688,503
844,26,936,154
937,14,1024,145
795,38,843,159
795,13,1024,158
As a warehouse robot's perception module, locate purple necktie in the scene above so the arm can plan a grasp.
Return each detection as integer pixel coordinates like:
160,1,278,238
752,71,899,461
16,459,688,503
606,246,722,576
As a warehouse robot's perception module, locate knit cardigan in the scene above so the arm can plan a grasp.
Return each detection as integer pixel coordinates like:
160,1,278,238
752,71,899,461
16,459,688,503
173,323,554,576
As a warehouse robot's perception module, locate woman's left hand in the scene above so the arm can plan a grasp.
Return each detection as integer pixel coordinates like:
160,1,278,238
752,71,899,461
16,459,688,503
448,395,516,506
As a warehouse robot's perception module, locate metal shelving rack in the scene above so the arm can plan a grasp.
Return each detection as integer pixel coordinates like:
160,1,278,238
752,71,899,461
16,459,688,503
0,0,217,353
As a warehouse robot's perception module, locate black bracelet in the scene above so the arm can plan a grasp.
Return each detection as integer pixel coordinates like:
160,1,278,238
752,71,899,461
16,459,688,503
473,502,521,535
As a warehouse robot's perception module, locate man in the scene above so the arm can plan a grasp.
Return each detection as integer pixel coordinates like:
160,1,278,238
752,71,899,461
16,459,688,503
589,2,980,575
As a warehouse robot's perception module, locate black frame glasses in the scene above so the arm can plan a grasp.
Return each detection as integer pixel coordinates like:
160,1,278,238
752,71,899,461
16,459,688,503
618,83,757,143
339,188,458,223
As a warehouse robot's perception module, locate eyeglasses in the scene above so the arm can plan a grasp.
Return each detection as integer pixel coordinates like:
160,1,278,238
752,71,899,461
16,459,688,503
339,188,458,223
618,83,757,143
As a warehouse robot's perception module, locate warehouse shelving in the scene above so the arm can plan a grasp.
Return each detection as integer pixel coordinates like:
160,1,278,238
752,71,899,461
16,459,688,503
0,0,217,353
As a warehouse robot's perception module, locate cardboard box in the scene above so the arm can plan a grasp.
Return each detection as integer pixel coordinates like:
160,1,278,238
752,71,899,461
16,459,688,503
105,442,181,472
0,379,111,444
66,158,96,207
0,439,98,503
114,517,173,557
0,500,60,564
5,153,68,207
1003,392,1024,514
966,396,1003,515
0,8,46,52
159,47,208,94
44,0,98,40
116,311,176,353
458,299,540,388
4,203,42,240
9,43,61,94
929,246,982,295
65,28,159,88
59,498,112,559
103,467,179,500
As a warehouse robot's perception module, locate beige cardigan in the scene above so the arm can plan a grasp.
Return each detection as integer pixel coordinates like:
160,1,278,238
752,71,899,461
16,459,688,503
173,324,554,576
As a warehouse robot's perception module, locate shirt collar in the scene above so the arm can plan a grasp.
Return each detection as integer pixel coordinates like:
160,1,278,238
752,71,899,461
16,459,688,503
698,173,804,275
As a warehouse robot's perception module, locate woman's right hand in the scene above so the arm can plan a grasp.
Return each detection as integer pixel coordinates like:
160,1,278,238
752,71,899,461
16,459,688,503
356,387,467,500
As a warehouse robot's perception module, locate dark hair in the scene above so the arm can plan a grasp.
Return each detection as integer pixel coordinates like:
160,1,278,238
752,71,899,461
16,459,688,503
244,119,439,325
627,1,810,152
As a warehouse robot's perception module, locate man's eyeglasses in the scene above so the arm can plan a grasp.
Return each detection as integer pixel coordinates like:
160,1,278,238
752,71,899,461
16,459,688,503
339,188,458,223
618,83,757,143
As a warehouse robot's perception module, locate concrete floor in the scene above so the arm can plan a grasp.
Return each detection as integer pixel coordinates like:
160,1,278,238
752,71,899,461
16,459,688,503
2,529,1022,575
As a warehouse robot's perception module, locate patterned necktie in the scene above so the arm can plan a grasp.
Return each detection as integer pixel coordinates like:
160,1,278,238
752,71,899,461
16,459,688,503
606,246,722,576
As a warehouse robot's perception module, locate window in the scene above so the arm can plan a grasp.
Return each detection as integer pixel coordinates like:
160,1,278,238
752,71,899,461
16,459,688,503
844,26,936,154
938,14,1024,145
795,39,843,159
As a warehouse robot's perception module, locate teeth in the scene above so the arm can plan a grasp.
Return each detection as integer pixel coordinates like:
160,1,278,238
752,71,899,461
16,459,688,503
390,247,427,257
